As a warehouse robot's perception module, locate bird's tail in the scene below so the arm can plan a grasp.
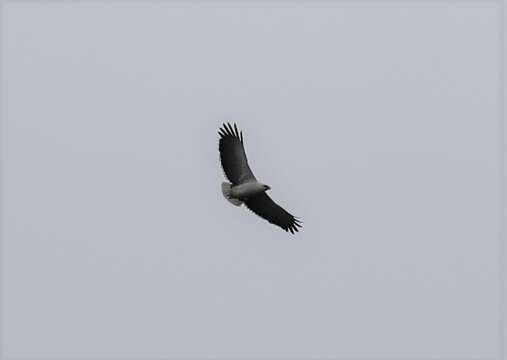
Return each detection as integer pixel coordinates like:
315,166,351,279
222,182,243,206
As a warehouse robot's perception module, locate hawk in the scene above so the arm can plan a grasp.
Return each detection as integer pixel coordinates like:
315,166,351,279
218,123,302,234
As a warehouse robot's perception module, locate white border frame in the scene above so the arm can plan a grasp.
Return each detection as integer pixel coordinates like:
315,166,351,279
0,0,505,359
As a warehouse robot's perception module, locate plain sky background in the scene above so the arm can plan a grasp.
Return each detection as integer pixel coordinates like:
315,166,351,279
0,1,503,359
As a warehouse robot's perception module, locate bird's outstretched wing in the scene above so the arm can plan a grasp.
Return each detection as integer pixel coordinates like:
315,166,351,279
219,123,256,185
245,192,302,233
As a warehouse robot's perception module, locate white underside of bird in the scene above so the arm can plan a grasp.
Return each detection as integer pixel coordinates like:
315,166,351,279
221,181,269,206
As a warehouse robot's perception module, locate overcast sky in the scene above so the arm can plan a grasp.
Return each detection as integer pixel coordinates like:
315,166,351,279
1,1,502,359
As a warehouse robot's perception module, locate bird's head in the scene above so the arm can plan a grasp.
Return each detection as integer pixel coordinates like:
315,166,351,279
263,184,271,191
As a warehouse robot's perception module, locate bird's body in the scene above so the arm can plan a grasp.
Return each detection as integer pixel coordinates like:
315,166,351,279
230,181,267,199
218,122,302,234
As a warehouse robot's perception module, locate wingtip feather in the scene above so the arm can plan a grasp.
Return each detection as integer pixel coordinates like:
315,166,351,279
219,122,244,141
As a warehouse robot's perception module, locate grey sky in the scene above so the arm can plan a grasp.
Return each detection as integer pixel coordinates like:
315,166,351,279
0,1,502,358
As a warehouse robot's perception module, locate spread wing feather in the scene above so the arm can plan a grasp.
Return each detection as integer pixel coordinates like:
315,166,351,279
219,123,255,185
245,192,302,233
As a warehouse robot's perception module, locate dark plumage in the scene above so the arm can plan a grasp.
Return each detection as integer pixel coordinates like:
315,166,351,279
218,123,254,185
218,123,302,234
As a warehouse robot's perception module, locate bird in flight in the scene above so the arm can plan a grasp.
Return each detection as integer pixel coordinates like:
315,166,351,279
218,123,302,234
